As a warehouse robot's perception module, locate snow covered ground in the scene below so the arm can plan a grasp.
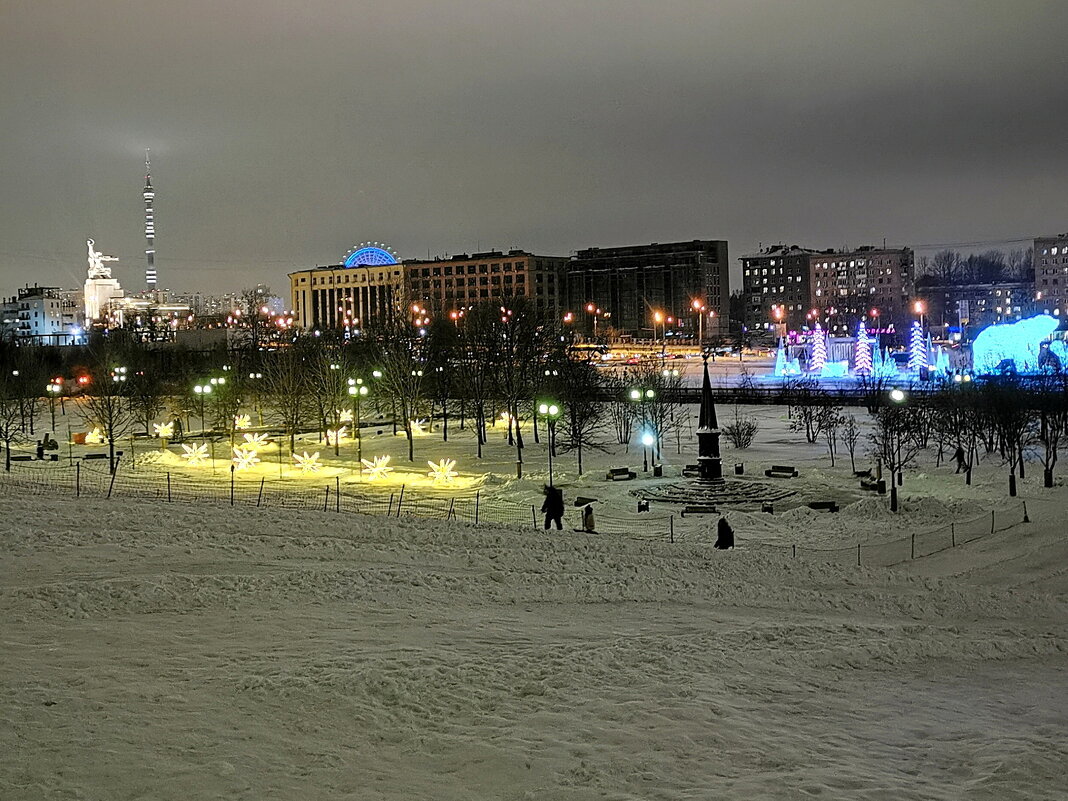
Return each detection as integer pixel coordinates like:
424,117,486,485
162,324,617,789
2,401,1067,798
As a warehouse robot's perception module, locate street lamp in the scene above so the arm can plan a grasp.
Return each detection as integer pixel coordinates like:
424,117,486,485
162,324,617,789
46,380,62,431
348,379,369,468
193,383,213,434
641,431,655,474
630,387,656,470
889,388,907,404
537,401,561,486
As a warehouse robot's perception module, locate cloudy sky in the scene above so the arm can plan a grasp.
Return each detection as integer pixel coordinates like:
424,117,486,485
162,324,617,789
1,0,1065,296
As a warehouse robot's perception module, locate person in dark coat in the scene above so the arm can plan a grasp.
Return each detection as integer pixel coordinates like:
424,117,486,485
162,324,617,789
714,516,734,549
582,504,596,533
953,446,966,473
541,485,564,530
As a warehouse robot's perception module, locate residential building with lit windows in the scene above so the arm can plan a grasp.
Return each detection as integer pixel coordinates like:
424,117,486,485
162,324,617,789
288,246,567,332
916,281,1038,334
565,240,729,340
809,246,914,334
1033,233,1068,318
740,245,817,333
0,285,81,345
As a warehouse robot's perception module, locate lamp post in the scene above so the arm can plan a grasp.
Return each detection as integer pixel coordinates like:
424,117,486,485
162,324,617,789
641,431,655,474
193,383,213,435
629,387,656,471
692,299,706,347
348,379,369,468
538,401,560,486
46,381,62,431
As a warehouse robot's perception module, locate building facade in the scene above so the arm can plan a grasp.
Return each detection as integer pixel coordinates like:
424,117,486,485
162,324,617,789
1033,233,1068,317
565,240,729,341
809,246,914,335
917,281,1038,334
288,248,567,331
0,285,80,345
740,245,817,333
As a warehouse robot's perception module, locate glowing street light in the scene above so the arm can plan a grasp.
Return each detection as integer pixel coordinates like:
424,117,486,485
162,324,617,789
889,388,907,404
193,383,213,435
348,379,370,467
641,431,655,474
538,401,561,486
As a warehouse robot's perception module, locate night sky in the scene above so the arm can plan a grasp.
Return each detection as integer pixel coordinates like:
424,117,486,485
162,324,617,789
2,1,1065,296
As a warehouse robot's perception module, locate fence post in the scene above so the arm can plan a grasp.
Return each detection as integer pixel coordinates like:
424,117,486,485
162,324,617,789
323,486,330,512
474,490,480,525
911,532,915,559
951,522,955,547
76,461,80,498
447,498,455,520
335,476,341,513
257,477,264,507
107,457,120,499
1022,501,1029,523
167,472,172,503
230,465,235,506
857,543,861,566
396,485,405,517
990,510,995,535
388,493,394,516
531,504,537,529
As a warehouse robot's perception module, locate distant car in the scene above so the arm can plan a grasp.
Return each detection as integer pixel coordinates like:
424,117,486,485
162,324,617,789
624,356,641,365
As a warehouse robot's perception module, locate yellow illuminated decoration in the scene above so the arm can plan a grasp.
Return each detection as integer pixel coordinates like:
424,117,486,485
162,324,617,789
339,409,354,423
428,458,458,484
181,443,209,466
232,446,260,470
242,432,270,448
361,454,393,480
410,418,428,435
234,414,251,430
84,427,105,444
325,425,347,445
294,451,322,473
153,422,174,439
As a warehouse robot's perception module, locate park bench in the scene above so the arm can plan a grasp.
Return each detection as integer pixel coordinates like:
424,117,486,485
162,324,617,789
854,469,872,479
606,467,636,481
807,500,840,513
82,451,123,460
10,454,33,462
860,478,886,494
681,464,701,478
680,504,718,517
764,464,798,478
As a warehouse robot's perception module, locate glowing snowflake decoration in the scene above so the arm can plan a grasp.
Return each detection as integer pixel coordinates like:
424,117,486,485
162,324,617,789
325,426,347,445
234,414,251,430
84,427,105,444
242,432,270,448
232,446,260,470
153,422,174,439
181,443,209,466
410,418,429,435
338,409,353,423
293,451,322,473
427,458,458,484
361,454,393,480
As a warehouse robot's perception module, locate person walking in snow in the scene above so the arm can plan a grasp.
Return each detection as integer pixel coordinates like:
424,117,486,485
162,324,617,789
953,446,966,474
714,516,734,549
541,485,564,530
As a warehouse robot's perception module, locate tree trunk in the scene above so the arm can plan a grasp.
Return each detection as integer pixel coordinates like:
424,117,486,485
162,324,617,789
1018,449,1025,479
890,483,898,512
1044,467,1053,488
1008,472,1017,497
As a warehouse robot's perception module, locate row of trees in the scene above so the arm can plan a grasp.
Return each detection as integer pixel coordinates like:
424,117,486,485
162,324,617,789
918,247,1034,287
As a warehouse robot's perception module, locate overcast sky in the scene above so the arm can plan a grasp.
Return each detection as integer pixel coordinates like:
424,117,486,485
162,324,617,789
1,0,1065,297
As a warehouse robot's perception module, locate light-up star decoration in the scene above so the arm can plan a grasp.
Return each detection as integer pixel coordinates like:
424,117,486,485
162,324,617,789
232,446,260,470
427,458,458,484
339,409,354,423
325,426,347,445
153,422,174,439
293,451,322,473
84,427,105,444
242,432,270,448
234,414,251,430
361,454,393,480
181,443,209,466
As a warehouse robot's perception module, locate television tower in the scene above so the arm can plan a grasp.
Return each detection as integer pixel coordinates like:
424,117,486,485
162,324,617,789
143,149,157,291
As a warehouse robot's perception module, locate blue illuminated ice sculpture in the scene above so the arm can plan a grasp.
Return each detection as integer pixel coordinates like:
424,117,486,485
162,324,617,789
971,314,1059,374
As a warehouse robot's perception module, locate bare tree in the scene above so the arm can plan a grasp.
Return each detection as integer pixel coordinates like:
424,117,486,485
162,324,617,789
722,406,758,449
868,405,922,512
841,414,861,473
0,375,24,471
552,355,605,475
264,345,311,452
81,364,135,474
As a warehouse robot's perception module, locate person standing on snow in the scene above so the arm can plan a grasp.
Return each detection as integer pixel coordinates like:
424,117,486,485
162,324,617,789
541,485,564,530
714,516,734,549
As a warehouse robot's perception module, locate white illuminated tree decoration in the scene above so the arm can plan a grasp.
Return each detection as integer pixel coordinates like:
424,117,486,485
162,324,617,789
361,454,393,480
84,427,105,444
234,414,252,430
427,458,458,483
293,451,322,473
181,443,209,466
242,432,270,448
232,446,260,470
325,426,347,445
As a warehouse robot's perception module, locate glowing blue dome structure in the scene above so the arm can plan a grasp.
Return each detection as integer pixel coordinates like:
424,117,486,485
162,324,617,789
343,242,398,268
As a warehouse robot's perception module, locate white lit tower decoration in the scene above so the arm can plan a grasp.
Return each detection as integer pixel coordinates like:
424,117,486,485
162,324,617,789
810,322,827,374
908,320,928,372
143,149,157,291
854,319,872,375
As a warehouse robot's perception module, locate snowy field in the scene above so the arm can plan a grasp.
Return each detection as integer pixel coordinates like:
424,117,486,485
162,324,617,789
2,401,1067,799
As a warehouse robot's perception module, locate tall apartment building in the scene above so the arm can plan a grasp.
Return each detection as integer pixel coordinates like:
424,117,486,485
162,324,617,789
0,285,80,345
1033,233,1068,317
917,281,1037,333
740,245,817,332
809,246,914,334
288,248,567,331
565,240,729,340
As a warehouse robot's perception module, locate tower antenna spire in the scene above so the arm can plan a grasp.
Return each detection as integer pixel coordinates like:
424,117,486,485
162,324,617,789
143,149,157,291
